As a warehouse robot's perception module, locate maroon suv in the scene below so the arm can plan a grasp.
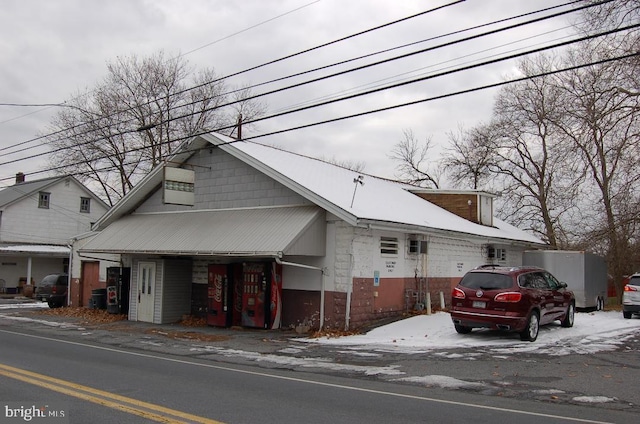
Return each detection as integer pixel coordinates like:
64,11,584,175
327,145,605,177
450,265,575,342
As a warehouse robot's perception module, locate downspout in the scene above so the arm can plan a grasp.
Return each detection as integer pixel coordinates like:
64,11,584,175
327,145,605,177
67,243,73,306
274,258,327,331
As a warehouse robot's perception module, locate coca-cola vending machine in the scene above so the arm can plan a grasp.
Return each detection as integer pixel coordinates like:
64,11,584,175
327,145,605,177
241,262,282,329
207,265,232,327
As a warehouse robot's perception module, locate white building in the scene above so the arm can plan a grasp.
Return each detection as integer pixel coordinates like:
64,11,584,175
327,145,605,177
79,133,545,329
0,174,108,294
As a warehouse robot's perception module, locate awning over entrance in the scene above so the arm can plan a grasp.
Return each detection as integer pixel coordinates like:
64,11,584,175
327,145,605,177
0,245,69,257
79,206,325,257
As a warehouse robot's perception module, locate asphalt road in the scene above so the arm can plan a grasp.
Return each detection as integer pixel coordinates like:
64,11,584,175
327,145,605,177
0,328,636,424
1,302,639,423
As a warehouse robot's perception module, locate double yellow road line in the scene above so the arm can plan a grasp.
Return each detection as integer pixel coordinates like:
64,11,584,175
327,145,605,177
0,363,224,424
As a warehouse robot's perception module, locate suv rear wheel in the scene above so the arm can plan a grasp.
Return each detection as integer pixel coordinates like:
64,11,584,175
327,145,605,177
520,311,539,342
454,324,472,334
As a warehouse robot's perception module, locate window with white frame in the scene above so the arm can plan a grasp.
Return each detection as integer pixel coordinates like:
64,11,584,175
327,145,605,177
38,192,50,209
80,197,91,213
380,236,399,256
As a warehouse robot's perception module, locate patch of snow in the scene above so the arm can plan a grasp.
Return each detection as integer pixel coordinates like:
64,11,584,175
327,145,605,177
0,302,50,310
189,346,404,376
304,311,640,357
336,350,382,357
0,313,81,329
533,389,566,395
278,347,305,354
573,396,616,403
397,375,486,390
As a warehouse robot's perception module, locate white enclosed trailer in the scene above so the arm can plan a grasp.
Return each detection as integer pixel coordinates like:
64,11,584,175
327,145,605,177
523,250,607,310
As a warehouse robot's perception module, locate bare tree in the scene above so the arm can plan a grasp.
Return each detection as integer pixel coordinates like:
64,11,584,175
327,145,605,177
442,124,495,190
487,55,582,248
390,129,441,188
552,43,640,299
45,51,266,205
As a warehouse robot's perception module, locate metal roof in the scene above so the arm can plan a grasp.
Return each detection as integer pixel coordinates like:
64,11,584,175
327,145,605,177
91,133,545,247
80,205,324,257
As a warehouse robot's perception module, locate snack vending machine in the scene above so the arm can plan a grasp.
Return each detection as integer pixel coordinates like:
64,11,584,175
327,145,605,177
207,264,232,327
241,262,282,329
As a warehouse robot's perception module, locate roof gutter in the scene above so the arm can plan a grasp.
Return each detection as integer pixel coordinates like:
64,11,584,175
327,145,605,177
356,219,546,248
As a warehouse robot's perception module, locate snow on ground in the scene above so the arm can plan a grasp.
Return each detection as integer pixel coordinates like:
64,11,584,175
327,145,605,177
304,311,640,356
0,301,50,310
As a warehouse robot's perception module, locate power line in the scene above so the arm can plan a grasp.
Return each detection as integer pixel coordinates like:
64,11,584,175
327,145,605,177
0,0,466,157
98,2,613,134
6,50,636,188
0,0,591,162
1,24,635,185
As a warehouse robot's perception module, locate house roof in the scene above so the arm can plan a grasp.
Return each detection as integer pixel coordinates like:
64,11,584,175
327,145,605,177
94,132,545,247
0,176,60,208
0,175,108,210
81,205,324,256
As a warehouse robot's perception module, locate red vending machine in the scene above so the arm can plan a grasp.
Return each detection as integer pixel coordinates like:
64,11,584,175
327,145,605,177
207,264,231,327
241,262,283,329
241,263,267,328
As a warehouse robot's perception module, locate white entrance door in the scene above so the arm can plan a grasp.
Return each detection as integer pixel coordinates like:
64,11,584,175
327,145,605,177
137,262,156,322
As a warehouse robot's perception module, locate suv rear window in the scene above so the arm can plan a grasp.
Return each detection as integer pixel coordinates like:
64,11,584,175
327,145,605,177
39,274,66,286
629,276,640,286
39,275,60,286
459,272,513,290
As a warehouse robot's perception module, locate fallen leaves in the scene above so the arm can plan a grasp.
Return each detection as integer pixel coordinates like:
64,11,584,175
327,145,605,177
146,328,230,342
309,328,361,339
37,306,127,324
179,314,207,327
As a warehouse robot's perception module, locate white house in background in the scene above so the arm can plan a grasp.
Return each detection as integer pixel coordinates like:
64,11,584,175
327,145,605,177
0,173,108,294
79,132,546,330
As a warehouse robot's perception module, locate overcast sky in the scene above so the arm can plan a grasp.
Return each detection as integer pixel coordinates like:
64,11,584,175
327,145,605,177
0,0,578,188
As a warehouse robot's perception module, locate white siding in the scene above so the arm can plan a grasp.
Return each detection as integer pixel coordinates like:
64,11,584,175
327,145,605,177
0,257,66,288
129,257,190,324
0,178,107,245
70,234,121,282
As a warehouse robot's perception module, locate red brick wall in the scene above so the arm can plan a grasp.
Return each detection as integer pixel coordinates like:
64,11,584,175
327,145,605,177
283,276,463,331
281,289,347,330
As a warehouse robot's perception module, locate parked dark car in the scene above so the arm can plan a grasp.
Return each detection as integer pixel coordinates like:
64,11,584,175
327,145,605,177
622,273,640,319
450,265,575,342
35,273,68,308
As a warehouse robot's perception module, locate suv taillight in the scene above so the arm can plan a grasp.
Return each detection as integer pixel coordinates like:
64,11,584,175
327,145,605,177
52,286,57,294
494,292,522,303
624,285,637,292
452,287,466,299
